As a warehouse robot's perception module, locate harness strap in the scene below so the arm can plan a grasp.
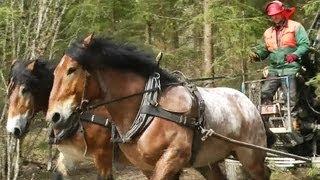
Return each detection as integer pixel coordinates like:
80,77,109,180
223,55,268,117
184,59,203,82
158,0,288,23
48,112,111,144
140,104,198,128
48,122,80,144
192,88,205,128
111,73,160,143
172,71,205,127
80,111,112,129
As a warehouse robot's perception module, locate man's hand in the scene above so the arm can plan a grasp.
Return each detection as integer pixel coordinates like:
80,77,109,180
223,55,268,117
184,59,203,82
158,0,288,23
248,51,259,63
285,54,298,63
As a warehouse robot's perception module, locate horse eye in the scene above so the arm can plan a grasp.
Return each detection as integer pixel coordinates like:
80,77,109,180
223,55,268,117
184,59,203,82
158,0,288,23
67,67,77,75
21,87,28,95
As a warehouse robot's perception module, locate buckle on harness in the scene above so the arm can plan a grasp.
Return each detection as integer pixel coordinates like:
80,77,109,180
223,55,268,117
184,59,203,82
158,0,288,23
200,127,214,141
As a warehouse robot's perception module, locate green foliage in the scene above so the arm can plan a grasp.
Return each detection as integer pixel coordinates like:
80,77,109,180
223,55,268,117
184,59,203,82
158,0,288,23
307,167,320,177
307,73,320,100
303,0,320,15
160,46,203,77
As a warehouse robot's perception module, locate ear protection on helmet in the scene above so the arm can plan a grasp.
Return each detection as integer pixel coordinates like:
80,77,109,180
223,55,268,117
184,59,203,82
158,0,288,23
265,1,295,19
265,1,286,15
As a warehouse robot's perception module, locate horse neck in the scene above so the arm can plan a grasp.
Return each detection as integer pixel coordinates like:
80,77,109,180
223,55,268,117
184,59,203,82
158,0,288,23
35,98,48,113
94,68,146,134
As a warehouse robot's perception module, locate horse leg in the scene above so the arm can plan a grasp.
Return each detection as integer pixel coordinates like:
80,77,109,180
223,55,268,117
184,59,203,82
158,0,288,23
142,170,153,179
54,152,70,178
93,151,113,180
150,148,190,180
235,148,270,180
196,162,226,180
51,152,69,180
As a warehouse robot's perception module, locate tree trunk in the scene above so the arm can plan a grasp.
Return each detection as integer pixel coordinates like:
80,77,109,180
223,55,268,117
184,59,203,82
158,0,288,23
193,24,202,51
241,4,248,85
168,21,179,51
145,21,152,45
203,0,214,81
193,2,202,51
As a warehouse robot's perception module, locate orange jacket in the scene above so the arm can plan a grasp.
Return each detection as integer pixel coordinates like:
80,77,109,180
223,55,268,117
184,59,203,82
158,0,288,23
264,20,301,51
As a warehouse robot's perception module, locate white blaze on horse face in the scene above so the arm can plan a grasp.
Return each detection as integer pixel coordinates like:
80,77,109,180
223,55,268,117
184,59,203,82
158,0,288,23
6,113,28,134
58,57,65,68
7,85,33,135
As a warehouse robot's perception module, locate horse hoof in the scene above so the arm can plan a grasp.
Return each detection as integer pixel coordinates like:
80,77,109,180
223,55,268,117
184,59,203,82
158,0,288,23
97,174,114,180
52,171,63,180
107,174,114,180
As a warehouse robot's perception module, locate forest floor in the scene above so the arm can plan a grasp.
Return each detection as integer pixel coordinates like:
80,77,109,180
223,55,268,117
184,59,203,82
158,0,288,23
16,159,320,180
6,126,320,180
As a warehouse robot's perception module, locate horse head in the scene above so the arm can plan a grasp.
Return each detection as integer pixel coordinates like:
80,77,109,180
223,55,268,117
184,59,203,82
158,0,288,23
47,34,178,132
6,59,54,138
47,36,104,129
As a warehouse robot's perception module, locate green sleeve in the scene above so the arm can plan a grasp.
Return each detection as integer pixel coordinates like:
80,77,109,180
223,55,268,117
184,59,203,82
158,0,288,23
255,38,270,60
293,25,310,58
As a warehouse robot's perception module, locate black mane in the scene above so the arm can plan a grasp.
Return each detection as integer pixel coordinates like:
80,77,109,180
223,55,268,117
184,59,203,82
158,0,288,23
65,36,179,85
9,59,56,96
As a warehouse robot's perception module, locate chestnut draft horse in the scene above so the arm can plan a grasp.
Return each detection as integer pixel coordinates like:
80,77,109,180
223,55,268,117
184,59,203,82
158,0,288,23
6,59,116,179
47,34,270,180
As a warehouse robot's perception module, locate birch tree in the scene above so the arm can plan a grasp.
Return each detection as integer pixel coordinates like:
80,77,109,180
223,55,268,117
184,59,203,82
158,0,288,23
203,0,214,79
0,0,73,179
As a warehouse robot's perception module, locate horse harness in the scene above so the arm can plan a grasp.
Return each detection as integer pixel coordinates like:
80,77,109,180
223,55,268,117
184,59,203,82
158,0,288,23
76,71,208,143
110,72,205,143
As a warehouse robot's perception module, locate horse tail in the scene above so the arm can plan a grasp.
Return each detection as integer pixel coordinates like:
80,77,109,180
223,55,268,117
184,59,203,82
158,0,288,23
263,121,276,148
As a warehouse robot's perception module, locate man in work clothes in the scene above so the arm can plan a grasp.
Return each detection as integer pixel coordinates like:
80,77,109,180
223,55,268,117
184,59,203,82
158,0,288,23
249,1,310,115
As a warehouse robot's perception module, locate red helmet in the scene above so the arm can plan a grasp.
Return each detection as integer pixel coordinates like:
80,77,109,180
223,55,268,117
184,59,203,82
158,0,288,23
266,1,285,16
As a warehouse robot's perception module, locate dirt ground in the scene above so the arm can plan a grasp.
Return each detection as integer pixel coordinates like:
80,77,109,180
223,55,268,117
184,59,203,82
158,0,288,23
19,162,205,180
16,161,320,180
9,126,320,180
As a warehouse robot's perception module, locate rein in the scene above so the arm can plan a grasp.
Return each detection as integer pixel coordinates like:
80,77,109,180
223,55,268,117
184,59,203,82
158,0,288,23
78,71,181,112
80,88,160,112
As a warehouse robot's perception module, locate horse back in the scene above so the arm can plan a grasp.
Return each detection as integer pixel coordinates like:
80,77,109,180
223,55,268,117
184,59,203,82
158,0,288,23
159,85,194,113
199,87,264,135
192,87,267,166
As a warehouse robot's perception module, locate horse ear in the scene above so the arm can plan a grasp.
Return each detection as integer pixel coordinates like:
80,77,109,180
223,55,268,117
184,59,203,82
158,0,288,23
7,59,18,94
83,33,94,48
156,52,163,66
10,59,18,70
26,59,38,71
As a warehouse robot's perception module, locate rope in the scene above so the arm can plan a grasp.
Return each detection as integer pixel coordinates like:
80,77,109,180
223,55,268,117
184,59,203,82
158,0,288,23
188,71,262,82
79,121,88,157
210,130,312,162
85,88,158,111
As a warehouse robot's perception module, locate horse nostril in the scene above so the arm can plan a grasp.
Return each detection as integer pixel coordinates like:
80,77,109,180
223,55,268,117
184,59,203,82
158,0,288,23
13,128,21,138
52,113,61,123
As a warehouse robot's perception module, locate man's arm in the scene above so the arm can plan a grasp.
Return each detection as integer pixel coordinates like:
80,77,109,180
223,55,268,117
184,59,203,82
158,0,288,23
255,38,270,60
293,25,310,58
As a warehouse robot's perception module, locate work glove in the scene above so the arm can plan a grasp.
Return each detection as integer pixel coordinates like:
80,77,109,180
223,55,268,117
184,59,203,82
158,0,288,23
285,54,298,64
248,51,259,63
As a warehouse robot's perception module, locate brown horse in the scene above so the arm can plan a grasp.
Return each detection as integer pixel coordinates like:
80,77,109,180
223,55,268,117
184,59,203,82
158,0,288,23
6,59,115,179
47,34,270,180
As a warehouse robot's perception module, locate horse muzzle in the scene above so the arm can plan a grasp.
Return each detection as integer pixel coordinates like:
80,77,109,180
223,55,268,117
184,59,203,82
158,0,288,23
50,111,79,129
6,117,29,139
7,124,28,139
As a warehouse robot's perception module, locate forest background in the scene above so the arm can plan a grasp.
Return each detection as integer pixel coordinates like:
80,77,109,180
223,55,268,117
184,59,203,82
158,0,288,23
0,0,319,179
